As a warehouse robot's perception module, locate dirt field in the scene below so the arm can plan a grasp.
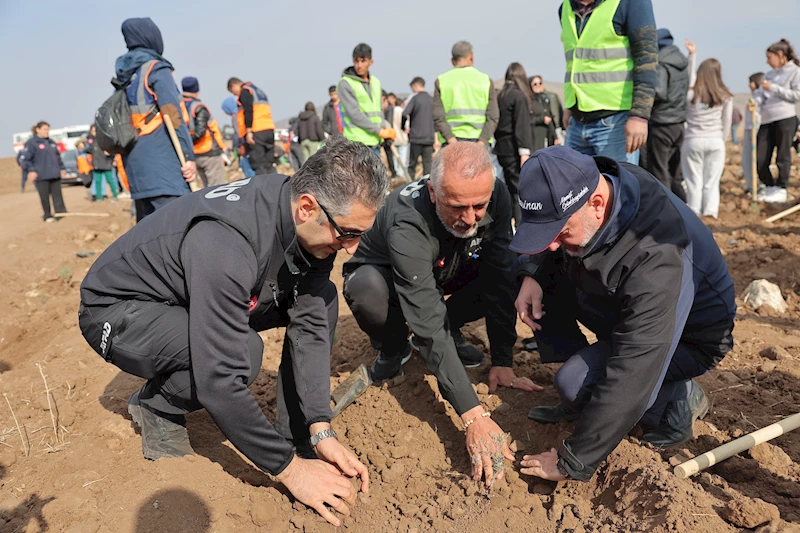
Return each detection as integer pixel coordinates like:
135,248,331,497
1,150,800,533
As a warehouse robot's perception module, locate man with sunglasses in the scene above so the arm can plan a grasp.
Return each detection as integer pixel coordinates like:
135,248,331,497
343,142,540,488
78,138,388,528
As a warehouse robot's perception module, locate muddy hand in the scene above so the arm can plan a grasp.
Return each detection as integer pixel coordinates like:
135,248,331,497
314,437,370,494
464,410,513,488
276,455,357,527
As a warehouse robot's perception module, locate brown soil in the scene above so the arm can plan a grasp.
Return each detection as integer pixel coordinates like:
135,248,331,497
1,149,800,533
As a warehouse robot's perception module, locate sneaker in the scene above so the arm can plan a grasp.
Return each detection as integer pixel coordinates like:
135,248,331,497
369,342,412,382
44,217,57,223
411,331,485,368
528,403,580,424
766,187,788,203
640,379,709,448
128,390,195,460
757,186,774,202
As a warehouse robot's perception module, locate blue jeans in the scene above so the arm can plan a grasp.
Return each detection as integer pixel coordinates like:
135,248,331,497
239,155,256,177
566,110,639,164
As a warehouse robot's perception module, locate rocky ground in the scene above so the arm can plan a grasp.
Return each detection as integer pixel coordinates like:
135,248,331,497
0,149,799,532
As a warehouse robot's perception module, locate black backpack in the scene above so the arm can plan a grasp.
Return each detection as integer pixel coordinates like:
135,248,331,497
94,78,138,155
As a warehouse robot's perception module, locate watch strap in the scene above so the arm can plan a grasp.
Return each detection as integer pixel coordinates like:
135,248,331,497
309,428,337,447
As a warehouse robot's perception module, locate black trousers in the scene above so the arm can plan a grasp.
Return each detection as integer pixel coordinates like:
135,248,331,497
644,123,687,202
343,264,486,357
383,142,396,177
134,195,180,223
496,153,522,223
408,143,433,179
757,116,796,188
246,130,277,176
78,297,332,443
34,179,66,220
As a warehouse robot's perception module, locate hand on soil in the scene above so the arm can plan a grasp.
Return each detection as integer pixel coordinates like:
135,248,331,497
515,277,545,332
276,455,357,527
465,412,514,488
314,437,370,494
488,366,543,393
520,448,566,481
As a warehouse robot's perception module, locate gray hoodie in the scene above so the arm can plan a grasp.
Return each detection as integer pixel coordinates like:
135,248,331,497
757,62,800,125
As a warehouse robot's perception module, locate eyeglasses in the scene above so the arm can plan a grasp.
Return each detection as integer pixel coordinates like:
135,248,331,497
318,202,363,242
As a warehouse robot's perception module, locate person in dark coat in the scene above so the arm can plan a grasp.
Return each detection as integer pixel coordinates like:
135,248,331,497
643,28,690,202
297,102,325,165
16,146,28,193
403,77,435,178
88,124,118,201
322,86,343,137
21,121,67,222
494,63,534,224
530,76,557,151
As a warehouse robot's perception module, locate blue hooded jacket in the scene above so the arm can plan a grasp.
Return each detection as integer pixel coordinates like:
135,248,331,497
116,18,195,201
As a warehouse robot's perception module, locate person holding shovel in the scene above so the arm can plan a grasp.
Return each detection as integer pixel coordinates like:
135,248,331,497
79,138,387,527
512,146,735,482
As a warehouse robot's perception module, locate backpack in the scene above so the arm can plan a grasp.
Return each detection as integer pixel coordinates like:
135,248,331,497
94,78,138,155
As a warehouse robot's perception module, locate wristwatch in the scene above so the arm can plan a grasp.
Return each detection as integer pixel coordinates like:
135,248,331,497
309,428,337,447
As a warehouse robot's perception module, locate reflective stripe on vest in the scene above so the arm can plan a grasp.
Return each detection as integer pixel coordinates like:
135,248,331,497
236,82,275,136
561,0,633,112
339,74,382,147
129,60,190,137
185,99,226,155
436,66,491,142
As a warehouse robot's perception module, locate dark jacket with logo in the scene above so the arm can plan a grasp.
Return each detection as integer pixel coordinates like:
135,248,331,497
517,159,736,480
79,176,335,475
22,135,65,180
343,178,518,415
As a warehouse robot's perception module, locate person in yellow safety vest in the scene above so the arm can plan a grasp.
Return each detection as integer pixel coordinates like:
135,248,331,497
227,77,277,175
559,0,658,164
433,41,499,147
182,77,228,188
338,43,395,155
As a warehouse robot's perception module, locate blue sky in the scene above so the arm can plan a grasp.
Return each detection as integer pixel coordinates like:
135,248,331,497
0,0,796,156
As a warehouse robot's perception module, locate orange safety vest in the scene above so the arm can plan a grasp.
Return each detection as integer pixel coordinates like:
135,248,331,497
236,82,275,136
129,60,190,137
77,153,92,175
184,98,227,155
115,155,129,191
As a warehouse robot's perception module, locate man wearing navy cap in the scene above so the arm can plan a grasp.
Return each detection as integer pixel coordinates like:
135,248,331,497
512,146,736,482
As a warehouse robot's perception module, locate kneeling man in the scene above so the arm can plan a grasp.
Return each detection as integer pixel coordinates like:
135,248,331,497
513,146,735,482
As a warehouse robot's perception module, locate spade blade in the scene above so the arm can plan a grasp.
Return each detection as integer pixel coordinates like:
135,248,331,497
331,364,372,418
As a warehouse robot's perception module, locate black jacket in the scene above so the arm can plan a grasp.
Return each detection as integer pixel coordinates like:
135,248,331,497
21,135,65,180
494,85,534,157
517,159,736,481
297,110,325,142
652,45,689,125
344,178,518,415
402,91,435,145
322,101,341,137
80,176,336,475
88,134,113,171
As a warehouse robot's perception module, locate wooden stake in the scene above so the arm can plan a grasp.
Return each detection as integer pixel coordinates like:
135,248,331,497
36,363,59,445
674,412,800,478
53,212,111,218
163,114,199,192
750,101,758,206
3,393,28,456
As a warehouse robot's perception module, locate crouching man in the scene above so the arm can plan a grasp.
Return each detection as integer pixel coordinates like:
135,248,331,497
512,146,736,482
343,143,541,487
78,138,388,527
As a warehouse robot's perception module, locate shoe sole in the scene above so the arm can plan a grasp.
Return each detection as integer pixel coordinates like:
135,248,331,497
462,359,484,369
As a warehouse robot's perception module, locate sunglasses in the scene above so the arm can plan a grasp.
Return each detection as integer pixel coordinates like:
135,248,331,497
318,202,363,242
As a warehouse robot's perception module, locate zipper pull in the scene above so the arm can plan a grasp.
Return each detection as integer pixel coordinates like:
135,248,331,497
271,284,278,303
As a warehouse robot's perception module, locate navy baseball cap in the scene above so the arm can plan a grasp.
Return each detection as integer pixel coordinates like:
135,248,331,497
510,146,600,254
182,76,200,93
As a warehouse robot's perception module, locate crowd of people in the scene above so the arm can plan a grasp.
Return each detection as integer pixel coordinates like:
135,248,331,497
10,0,789,528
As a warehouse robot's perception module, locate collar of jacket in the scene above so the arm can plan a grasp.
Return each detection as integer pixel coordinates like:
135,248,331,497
570,0,604,17
580,157,640,258
277,180,311,275
115,48,173,84
342,66,372,84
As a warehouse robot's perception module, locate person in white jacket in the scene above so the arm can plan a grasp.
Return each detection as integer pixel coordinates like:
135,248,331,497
681,40,733,218
755,39,800,203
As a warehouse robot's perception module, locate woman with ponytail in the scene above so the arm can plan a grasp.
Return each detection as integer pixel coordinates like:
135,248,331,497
755,39,800,203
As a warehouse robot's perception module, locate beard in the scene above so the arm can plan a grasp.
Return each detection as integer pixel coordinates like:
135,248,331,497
564,208,601,257
436,203,478,238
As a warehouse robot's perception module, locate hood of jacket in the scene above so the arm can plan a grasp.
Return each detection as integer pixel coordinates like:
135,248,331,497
298,110,317,121
115,18,172,84
342,66,370,83
658,45,689,71
657,28,674,49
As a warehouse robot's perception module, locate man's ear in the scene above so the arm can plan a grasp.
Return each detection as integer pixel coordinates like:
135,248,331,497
296,193,318,223
427,181,437,204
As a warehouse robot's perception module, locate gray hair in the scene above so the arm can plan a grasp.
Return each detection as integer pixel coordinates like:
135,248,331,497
451,41,473,61
290,137,389,217
429,142,495,193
